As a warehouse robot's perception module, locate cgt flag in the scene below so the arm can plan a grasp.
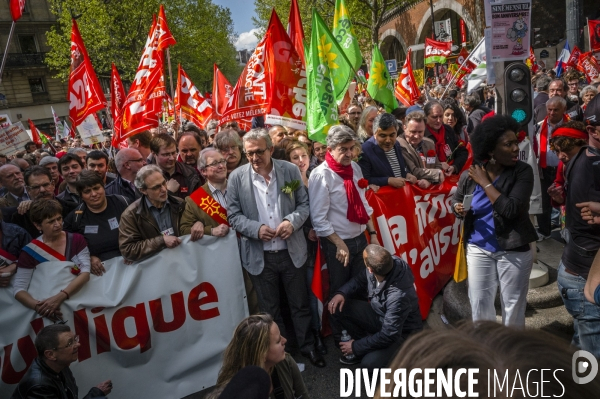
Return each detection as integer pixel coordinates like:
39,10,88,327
175,65,213,128
577,52,600,83
110,63,126,147
567,45,582,68
120,6,175,140
394,49,421,107
367,44,397,112
68,20,106,128
10,0,26,22
287,0,305,65
212,64,233,118
424,38,452,65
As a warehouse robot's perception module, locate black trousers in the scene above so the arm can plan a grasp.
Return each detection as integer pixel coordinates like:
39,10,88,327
539,166,557,236
249,250,314,353
322,233,368,298
330,299,406,370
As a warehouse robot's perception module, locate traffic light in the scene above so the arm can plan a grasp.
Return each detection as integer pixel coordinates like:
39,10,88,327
503,62,533,126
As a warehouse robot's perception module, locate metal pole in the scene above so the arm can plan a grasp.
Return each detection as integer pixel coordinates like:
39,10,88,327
441,37,484,97
566,0,583,49
0,22,16,85
429,0,439,84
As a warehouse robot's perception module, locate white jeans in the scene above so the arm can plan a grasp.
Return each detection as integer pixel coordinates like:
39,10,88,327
466,243,533,328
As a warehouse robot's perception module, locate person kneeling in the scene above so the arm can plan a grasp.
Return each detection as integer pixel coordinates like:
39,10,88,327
11,324,112,398
329,244,422,369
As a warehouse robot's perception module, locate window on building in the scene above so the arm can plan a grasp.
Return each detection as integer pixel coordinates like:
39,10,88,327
29,78,46,94
18,35,38,54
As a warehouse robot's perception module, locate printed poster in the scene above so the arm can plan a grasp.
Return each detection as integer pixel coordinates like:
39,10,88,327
488,0,531,62
435,19,452,43
0,122,31,156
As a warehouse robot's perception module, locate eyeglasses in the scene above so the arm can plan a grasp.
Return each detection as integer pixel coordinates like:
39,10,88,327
206,159,227,168
219,146,238,154
244,148,268,158
348,112,361,115
147,180,167,191
27,182,54,191
53,335,79,350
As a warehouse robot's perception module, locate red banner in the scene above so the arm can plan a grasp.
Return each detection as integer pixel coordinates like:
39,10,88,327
567,45,582,67
10,0,25,21
589,19,600,53
220,10,306,128
424,38,452,65
68,20,106,128
287,0,305,66
120,6,175,140
27,119,42,145
367,179,461,319
460,19,467,46
577,52,600,83
175,65,213,128
395,49,421,107
110,63,126,146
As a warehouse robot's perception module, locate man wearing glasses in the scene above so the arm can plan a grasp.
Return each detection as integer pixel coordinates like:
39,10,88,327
118,165,185,262
105,148,146,202
227,128,326,368
11,324,112,398
213,130,248,177
344,103,363,131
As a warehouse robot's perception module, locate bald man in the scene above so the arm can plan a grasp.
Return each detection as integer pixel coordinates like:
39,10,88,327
329,244,422,369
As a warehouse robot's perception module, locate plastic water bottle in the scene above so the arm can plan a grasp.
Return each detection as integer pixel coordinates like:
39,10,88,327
340,330,355,360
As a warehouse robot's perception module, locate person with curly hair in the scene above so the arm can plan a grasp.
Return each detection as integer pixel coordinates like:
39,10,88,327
451,115,537,327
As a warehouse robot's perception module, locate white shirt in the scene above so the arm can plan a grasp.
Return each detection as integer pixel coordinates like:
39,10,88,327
251,167,287,251
308,161,373,240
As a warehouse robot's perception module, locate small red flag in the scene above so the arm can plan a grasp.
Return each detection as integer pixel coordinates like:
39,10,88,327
68,20,106,128
10,0,26,22
110,63,126,147
395,49,421,107
28,119,42,145
577,52,600,83
287,0,305,65
175,65,213,128
567,45,582,68
212,64,233,118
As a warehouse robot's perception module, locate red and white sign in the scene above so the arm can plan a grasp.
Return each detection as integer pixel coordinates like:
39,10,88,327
0,234,247,398
110,63,126,146
578,51,600,83
567,45,582,68
394,49,421,107
175,65,213,128
68,20,106,128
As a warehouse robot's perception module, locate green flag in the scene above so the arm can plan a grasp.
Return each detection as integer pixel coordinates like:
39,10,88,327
333,0,362,86
306,9,354,143
367,44,397,112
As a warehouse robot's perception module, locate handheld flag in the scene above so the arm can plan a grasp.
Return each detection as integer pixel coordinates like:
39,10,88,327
367,44,397,112
424,38,452,65
68,20,106,128
10,0,26,22
28,119,42,145
287,0,305,65
175,65,213,128
333,0,362,72
110,63,126,146
567,45,582,68
554,40,571,77
577,52,600,83
51,106,63,141
394,49,421,107
526,47,539,73
588,19,600,52
212,64,233,118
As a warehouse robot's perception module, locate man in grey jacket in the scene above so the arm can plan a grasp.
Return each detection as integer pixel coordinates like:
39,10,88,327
227,128,325,368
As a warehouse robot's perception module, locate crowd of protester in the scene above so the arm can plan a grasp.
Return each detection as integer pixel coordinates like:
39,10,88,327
2,67,600,398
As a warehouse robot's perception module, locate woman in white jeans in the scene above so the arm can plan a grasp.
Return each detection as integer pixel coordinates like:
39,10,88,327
452,115,538,327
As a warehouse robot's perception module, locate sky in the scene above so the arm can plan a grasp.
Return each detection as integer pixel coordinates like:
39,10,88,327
212,0,260,51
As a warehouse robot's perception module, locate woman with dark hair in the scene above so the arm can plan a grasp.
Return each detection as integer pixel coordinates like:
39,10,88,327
208,314,309,399
424,101,468,175
308,140,326,173
451,115,537,327
63,170,130,275
13,199,91,321
443,100,468,143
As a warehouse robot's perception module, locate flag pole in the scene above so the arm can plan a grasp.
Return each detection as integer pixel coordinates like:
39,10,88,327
0,22,16,85
441,37,484,98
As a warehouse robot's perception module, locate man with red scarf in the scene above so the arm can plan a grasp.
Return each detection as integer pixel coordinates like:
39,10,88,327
423,101,468,175
308,125,380,342
535,96,568,239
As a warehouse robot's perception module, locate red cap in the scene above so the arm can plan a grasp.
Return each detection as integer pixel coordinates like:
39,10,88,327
552,127,588,141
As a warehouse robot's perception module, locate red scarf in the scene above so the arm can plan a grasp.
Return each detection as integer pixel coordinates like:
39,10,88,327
325,152,370,225
427,125,447,162
539,115,569,168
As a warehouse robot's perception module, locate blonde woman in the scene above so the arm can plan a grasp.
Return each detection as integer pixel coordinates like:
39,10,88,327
210,314,309,399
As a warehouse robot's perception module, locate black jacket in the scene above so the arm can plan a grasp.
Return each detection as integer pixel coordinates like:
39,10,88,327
11,357,105,399
467,105,492,134
337,257,423,358
56,188,82,216
1,221,31,259
451,160,538,250
104,175,140,203
424,124,468,174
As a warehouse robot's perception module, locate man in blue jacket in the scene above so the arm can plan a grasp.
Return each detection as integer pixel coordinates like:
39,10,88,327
329,244,422,369
358,113,416,190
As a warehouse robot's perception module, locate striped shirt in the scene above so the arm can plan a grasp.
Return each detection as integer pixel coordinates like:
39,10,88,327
208,181,228,209
385,149,403,178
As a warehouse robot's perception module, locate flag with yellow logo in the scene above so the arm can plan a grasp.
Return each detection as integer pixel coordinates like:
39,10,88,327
333,0,362,90
306,9,354,143
367,44,398,112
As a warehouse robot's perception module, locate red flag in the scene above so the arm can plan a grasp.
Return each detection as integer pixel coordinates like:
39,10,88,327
10,0,26,22
567,45,582,67
577,52,600,83
212,64,234,118
459,19,467,46
424,38,452,65
110,63,126,147
175,65,213,128
28,119,42,145
526,47,539,73
220,10,306,129
121,6,176,140
395,49,421,107
312,240,331,335
68,20,106,128
589,19,600,52
287,0,305,65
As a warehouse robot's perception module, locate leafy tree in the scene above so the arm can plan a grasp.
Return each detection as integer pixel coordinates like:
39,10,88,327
45,0,241,92
253,0,416,63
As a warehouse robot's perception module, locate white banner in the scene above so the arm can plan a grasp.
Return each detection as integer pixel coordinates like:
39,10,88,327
0,233,248,398
434,18,452,43
0,122,31,157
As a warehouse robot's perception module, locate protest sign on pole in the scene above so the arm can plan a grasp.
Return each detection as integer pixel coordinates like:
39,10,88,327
76,114,104,145
488,0,531,62
0,234,247,398
0,121,30,156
